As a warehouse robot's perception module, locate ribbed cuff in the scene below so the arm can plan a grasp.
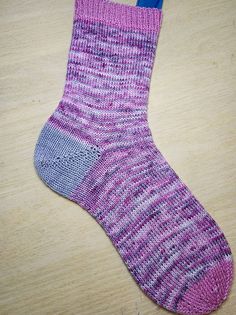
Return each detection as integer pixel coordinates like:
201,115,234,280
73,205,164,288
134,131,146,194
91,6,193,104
75,0,162,32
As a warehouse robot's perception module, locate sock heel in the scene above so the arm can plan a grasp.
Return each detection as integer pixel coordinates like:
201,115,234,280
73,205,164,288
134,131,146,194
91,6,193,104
34,122,101,198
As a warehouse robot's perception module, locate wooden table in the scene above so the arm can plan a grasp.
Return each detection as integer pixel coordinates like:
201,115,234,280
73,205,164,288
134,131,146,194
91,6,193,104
1,1,235,314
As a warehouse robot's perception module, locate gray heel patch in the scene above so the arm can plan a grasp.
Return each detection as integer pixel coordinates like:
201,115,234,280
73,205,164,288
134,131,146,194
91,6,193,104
34,123,101,198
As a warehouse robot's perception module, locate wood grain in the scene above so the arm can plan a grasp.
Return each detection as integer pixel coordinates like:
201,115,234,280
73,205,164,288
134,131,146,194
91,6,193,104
0,1,235,314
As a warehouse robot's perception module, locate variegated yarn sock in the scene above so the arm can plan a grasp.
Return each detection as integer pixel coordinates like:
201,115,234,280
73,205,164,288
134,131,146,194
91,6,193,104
34,1,233,314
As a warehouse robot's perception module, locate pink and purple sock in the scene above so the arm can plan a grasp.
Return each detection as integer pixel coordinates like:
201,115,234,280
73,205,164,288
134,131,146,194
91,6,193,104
34,0,233,314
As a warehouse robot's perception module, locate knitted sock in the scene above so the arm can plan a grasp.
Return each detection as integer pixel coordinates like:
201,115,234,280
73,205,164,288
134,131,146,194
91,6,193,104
34,0,233,314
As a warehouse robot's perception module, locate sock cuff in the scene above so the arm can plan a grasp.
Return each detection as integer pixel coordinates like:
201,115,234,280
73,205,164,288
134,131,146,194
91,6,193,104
74,0,162,32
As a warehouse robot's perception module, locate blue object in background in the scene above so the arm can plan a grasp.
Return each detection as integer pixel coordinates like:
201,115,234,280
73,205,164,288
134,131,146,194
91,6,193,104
136,0,163,9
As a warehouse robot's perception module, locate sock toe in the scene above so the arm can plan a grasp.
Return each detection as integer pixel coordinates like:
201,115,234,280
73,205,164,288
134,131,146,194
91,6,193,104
176,258,233,315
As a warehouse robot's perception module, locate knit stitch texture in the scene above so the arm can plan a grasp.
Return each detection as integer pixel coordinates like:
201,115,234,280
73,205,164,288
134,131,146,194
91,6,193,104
34,0,233,314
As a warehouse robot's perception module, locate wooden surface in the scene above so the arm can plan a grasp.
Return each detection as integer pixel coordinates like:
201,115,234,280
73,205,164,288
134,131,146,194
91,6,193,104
1,0,236,314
